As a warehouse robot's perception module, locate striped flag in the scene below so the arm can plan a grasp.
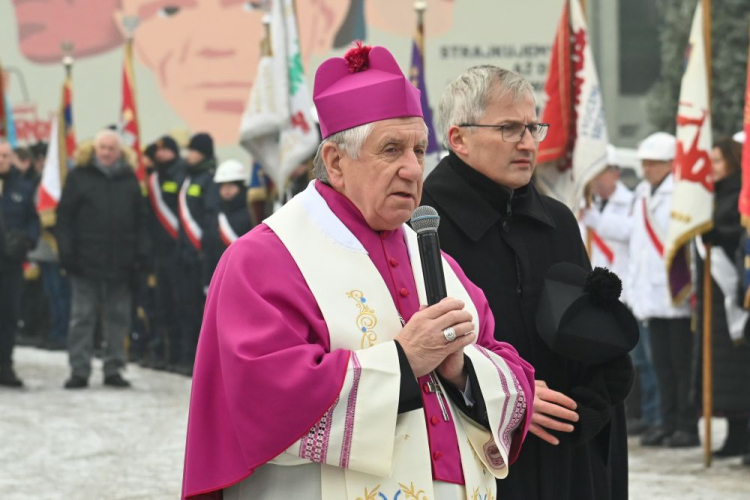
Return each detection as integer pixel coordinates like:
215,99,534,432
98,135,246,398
0,61,18,146
61,75,76,168
38,74,76,227
664,1,714,304
120,37,145,183
535,0,609,211
409,6,441,178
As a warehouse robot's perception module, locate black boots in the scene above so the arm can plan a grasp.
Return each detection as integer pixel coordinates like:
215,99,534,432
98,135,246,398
0,365,23,388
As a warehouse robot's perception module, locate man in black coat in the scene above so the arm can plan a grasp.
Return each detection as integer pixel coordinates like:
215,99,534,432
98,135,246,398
421,66,633,500
0,139,40,387
56,130,149,389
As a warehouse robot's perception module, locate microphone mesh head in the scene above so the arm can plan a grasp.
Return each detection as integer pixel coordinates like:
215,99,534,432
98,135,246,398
410,206,440,234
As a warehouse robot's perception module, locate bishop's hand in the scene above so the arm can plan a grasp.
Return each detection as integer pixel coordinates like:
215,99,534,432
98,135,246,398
395,297,475,379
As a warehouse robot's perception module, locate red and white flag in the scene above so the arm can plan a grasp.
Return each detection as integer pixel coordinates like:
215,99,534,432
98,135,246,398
38,113,64,226
535,0,609,211
665,1,714,304
120,38,145,183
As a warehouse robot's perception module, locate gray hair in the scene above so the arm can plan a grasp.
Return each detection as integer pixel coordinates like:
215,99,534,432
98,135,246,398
437,65,536,150
312,122,374,183
94,129,123,147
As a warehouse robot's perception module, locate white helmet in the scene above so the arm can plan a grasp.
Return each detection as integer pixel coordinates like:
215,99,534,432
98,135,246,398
636,132,676,161
214,159,249,185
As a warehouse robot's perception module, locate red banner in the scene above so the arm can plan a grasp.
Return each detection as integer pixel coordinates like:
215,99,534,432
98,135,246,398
538,2,572,169
121,40,145,183
740,44,750,227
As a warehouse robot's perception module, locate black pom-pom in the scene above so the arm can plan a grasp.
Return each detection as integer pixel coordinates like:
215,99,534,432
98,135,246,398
584,267,622,307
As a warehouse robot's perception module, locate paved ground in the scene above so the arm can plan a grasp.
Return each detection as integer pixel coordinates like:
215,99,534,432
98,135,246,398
1,347,749,499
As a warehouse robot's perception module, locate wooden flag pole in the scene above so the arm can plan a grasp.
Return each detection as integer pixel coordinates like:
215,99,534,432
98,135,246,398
701,0,713,468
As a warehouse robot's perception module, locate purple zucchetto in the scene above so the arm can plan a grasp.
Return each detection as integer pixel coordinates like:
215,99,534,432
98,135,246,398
313,42,423,139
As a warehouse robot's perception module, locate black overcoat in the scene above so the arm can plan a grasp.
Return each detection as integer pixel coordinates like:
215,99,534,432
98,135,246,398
421,153,633,500
694,169,750,415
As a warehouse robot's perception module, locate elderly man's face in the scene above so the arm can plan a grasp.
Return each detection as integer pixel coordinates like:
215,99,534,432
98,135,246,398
94,135,122,167
451,91,538,190
329,117,427,231
0,143,12,174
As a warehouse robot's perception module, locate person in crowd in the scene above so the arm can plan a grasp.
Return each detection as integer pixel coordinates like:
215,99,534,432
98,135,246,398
12,147,40,186
30,142,48,176
182,44,535,500
143,136,186,371
0,139,40,387
628,132,698,448
9,147,46,346
202,159,255,291
581,146,661,436
56,130,149,389
693,137,750,458
175,132,217,376
421,65,634,500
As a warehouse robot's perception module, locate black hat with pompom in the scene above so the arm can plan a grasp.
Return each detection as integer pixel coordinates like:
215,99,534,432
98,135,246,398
535,262,639,364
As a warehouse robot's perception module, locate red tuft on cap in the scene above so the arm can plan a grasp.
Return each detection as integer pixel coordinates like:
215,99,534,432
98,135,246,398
343,41,372,73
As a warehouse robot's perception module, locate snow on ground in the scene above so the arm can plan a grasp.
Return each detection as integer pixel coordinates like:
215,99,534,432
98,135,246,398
1,347,749,499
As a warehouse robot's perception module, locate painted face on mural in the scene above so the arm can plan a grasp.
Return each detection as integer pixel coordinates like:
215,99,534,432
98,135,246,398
366,0,455,38
11,0,123,63
117,0,349,145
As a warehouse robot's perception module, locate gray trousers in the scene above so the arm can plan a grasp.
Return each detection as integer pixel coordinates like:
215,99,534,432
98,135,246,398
68,276,131,379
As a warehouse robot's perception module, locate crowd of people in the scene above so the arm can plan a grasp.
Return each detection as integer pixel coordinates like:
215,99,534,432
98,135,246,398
580,131,750,466
1,43,749,500
0,129,291,389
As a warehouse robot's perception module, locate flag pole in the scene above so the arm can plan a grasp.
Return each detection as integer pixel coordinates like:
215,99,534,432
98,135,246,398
701,0,713,468
415,1,427,58
59,41,74,184
576,0,594,257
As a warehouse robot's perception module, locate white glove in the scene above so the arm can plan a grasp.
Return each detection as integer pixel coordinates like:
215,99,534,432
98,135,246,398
581,207,601,230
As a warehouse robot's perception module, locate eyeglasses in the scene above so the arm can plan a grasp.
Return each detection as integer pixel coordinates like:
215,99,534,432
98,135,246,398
458,122,550,143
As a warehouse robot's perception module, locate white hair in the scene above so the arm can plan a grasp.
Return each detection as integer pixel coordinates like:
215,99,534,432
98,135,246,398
94,129,123,148
312,123,375,183
437,65,536,150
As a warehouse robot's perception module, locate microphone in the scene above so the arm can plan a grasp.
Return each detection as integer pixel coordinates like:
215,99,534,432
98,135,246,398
410,206,447,306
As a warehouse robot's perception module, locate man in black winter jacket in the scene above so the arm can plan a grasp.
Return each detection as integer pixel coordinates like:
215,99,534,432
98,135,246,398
0,139,40,387
56,130,149,389
421,66,634,500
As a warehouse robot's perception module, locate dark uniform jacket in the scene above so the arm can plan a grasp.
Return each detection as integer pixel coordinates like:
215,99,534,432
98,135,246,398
695,169,750,415
421,152,633,500
56,144,149,282
202,186,255,288
0,167,40,269
177,158,218,261
148,158,186,259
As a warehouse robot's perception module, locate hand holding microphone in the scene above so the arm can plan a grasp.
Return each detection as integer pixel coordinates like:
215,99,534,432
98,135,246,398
394,207,474,388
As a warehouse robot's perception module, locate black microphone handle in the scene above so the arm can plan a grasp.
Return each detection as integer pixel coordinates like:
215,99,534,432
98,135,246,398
417,231,448,306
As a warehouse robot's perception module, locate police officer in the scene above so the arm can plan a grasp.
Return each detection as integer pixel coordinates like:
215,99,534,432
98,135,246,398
202,159,255,290
175,132,217,376
0,139,40,387
628,132,697,448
